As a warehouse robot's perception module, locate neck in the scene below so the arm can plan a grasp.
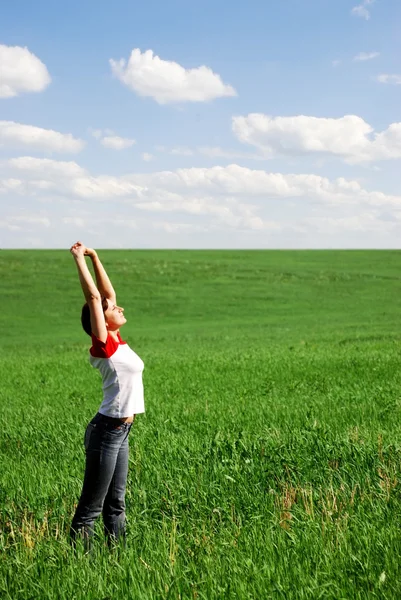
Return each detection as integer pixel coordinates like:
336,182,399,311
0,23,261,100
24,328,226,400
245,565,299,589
108,329,120,341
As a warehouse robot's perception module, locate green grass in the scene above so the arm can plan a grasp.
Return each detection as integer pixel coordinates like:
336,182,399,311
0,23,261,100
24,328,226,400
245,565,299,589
1,250,401,599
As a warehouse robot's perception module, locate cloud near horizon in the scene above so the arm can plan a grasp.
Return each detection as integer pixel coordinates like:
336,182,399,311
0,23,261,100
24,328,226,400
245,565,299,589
2,156,401,210
1,158,400,244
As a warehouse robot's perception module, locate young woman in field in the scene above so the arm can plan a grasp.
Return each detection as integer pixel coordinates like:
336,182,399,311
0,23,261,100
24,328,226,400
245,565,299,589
69,241,145,550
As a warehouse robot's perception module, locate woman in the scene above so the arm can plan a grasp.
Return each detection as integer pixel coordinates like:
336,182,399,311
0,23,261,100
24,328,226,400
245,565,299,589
69,241,145,550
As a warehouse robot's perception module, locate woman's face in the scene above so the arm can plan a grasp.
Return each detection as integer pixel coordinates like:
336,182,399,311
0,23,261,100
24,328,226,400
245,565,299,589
104,298,127,330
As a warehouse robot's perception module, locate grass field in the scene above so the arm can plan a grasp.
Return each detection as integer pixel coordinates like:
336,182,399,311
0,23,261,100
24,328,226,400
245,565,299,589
1,249,401,599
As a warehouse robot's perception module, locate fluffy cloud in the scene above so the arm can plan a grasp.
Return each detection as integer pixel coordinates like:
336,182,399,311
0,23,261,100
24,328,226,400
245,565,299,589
353,51,380,61
110,48,237,104
351,0,375,20
232,114,401,163
0,121,84,153
377,74,401,85
0,45,51,98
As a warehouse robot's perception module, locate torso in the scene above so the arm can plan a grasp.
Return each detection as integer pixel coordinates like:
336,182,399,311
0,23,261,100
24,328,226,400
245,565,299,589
108,332,135,423
121,414,135,423
89,329,145,421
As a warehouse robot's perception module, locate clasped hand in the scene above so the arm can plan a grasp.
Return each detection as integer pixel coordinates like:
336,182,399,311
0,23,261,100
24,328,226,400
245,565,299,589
70,241,96,259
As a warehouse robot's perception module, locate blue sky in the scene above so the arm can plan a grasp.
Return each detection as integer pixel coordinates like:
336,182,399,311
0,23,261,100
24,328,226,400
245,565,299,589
0,0,400,248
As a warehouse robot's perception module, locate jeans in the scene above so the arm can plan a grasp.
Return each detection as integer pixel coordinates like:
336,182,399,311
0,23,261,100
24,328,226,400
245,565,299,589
70,412,133,551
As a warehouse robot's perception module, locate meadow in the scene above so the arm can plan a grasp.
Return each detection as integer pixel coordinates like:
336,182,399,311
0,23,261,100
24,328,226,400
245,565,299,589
1,249,401,599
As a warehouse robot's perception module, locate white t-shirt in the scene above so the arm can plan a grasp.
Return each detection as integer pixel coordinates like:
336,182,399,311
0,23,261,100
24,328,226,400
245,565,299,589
89,331,145,418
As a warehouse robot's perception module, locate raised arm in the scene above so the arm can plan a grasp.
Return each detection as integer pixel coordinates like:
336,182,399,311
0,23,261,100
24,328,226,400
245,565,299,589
85,248,116,304
70,242,107,342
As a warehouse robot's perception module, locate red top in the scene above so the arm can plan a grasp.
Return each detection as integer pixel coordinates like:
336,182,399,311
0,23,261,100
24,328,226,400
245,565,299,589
90,331,127,358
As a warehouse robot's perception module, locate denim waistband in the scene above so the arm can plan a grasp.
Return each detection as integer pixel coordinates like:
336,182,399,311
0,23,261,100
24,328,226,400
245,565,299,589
90,412,132,430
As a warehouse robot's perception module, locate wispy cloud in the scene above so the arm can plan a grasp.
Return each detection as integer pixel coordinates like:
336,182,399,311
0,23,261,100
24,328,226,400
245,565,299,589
160,146,263,160
90,128,136,150
351,0,375,20
353,51,380,62
332,59,341,68
377,74,401,85
170,147,194,156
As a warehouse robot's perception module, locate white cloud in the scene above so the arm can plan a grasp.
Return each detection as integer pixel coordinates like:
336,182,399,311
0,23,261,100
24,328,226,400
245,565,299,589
0,121,84,153
332,60,341,68
3,157,401,212
133,166,401,209
6,156,86,178
142,153,154,161
2,158,401,245
0,160,296,231
353,51,380,61
109,48,237,104
232,114,401,163
351,0,375,20
0,44,51,98
377,74,401,85
101,135,136,150
69,177,142,200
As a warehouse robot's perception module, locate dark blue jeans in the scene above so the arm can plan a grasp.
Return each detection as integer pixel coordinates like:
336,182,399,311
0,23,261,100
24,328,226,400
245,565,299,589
70,412,133,550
